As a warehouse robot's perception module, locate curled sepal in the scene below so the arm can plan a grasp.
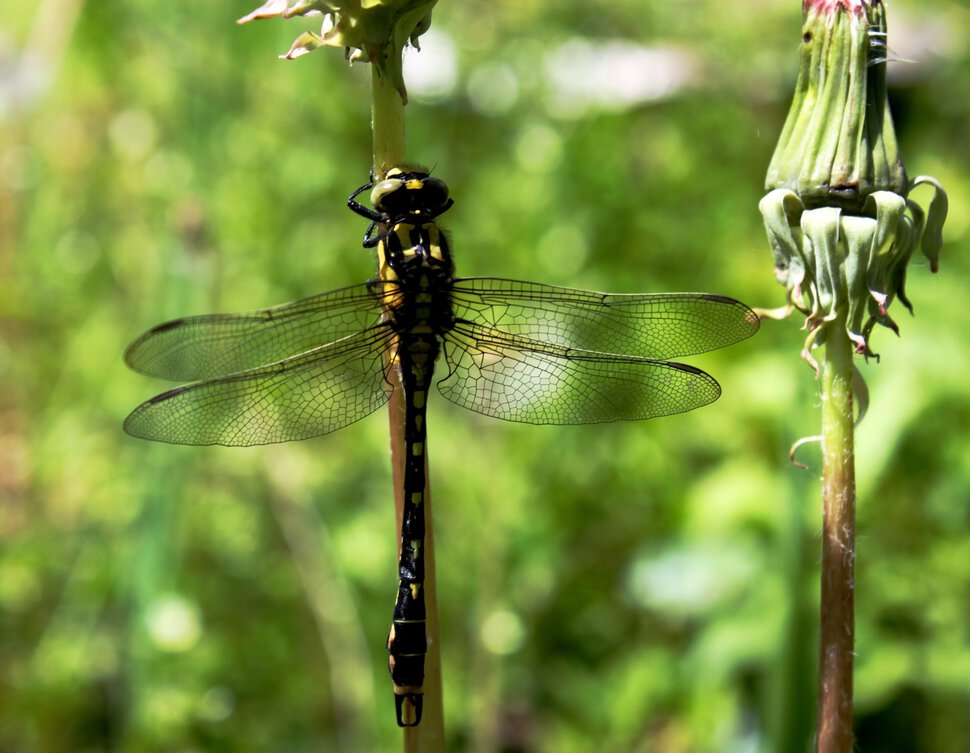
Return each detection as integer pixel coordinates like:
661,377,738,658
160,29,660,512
758,184,945,361
760,189,806,288
283,30,329,59
862,190,907,315
840,215,877,353
237,0,293,24
911,176,948,272
283,0,331,17
789,434,822,470
801,207,844,323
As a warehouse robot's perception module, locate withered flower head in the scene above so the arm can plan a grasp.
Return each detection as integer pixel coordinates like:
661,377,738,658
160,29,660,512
238,0,437,103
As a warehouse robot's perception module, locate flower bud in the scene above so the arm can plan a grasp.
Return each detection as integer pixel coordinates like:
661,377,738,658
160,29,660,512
760,0,947,361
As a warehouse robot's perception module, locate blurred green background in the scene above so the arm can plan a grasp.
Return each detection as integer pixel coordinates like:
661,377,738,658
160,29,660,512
2,1,968,751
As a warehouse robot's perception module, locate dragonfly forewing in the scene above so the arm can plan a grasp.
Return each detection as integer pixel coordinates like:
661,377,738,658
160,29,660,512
450,278,760,360
125,282,389,381
124,326,396,446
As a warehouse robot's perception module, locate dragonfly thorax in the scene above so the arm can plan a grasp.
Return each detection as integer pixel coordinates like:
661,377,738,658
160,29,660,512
380,224,455,337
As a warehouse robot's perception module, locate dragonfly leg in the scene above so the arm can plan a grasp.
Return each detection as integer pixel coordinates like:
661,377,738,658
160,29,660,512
348,181,384,224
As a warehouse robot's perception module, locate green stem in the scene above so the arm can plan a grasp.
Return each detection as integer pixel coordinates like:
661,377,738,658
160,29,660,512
816,314,856,753
372,66,407,176
370,65,445,753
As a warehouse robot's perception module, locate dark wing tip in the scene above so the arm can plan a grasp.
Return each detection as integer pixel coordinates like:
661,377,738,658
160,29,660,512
123,385,192,443
123,319,186,371
700,294,762,343
666,360,707,377
666,360,722,410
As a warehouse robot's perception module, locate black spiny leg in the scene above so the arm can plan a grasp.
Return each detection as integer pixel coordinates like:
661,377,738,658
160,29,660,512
347,179,385,247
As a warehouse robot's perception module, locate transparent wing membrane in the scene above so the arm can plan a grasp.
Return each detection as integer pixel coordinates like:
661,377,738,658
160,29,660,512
125,276,754,445
437,321,721,424
124,327,396,446
125,282,389,381
450,278,759,360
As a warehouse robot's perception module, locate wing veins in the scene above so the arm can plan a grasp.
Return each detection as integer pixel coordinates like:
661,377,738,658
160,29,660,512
126,281,394,381
450,277,759,359
125,325,396,446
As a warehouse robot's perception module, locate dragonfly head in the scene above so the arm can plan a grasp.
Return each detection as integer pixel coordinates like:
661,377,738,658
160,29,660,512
371,169,452,221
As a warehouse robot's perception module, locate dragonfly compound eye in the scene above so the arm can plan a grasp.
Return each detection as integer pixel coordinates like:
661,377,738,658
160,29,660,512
421,177,450,210
371,178,406,211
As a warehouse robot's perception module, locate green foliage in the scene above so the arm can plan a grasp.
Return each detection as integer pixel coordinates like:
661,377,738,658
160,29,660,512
2,1,968,751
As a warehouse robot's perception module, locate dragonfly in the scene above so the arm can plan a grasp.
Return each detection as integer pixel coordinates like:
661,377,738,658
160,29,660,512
124,168,760,727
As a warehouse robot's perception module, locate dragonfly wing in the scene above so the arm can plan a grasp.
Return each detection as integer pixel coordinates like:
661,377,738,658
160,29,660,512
450,278,759,359
124,326,395,446
438,321,720,424
125,281,391,381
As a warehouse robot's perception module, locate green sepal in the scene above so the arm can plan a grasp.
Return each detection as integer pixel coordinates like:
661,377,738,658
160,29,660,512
840,215,877,352
911,176,949,273
759,189,807,294
861,190,906,314
801,207,843,323
282,30,329,59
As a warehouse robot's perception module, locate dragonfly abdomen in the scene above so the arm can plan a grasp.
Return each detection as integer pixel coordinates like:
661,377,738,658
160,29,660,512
386,336,438,727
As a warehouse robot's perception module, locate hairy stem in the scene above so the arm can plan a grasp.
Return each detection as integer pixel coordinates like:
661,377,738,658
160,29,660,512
371,65,445,753
817,312,856,753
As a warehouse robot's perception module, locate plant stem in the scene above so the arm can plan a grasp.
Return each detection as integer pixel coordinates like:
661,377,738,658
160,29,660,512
816,311,856,753
372,67,407,178
371,65,445,753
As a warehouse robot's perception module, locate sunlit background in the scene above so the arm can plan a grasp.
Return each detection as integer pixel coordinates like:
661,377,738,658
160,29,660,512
2,1,968,751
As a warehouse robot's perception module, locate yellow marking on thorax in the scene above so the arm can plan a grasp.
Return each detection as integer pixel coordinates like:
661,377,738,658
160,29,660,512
394,224,414,257
378,240,396,280
427,225,444,262
412,391,426,408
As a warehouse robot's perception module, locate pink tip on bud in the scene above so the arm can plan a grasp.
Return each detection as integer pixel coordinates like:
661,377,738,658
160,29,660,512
869,290,888,316
803,0,870,13
848,332,868,354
